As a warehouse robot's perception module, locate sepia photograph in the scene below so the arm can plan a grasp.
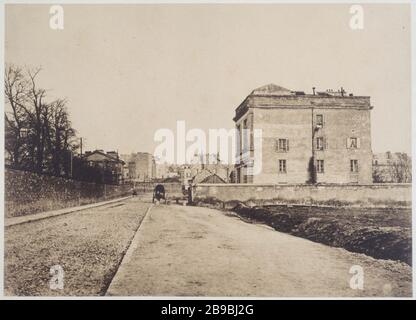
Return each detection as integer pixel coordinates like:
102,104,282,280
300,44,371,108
1,1,413,301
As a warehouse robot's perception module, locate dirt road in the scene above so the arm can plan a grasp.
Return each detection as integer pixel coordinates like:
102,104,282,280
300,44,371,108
106,203,412,297
5,198,151,296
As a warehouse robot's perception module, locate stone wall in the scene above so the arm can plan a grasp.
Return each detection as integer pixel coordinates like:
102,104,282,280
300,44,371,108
192,183,411,207
133,181,184,195
5,169,132,217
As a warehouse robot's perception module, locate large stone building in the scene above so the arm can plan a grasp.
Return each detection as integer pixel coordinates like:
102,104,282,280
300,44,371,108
233,84,373,184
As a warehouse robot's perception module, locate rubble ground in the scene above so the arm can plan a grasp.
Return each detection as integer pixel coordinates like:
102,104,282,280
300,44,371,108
232,204,412,265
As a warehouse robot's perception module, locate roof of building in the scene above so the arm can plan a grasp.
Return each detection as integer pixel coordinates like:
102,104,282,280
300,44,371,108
251,84,292,96
84,150,125,164
192,168,227,184
234,83,372,122
161,176,181,183
129,152,154,162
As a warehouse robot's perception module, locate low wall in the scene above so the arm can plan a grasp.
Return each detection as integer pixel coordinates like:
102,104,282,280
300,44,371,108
192,183,412,207
133,182,184,195
5,169,132,217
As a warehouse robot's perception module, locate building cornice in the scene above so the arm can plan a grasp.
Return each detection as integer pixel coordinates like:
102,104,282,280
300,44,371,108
233,94,373,122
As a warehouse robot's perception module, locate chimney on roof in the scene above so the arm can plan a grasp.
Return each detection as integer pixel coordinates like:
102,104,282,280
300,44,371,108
312,87,316,95
340,87,345,97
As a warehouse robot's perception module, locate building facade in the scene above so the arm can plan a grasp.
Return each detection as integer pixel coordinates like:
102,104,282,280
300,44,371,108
127,152,156,182
234,84,373,184
84,150,125,184
179,165,194,186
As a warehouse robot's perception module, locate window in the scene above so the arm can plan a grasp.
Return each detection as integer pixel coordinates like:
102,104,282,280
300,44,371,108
347,137,360,149
276,139,289,152
242,119,249,151
316,160,324,173
316,137,324,150
279,160,287,173
20,128,29,138
243,165,252,183
350,160,359,173
237,124,242,153
316,114,324,127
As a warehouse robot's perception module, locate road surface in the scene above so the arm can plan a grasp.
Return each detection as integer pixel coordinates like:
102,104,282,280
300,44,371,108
4,198,151,296
106,203,412,297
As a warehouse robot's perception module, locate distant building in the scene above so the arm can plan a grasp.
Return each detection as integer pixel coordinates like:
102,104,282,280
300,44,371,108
166,171,180,179
373,152,411,183
127,152,156,182
193,169,227,184
155,162,168,179
119,154,131,181
178,154,233,185
233,84,373,184
84,150,125,184
159,176,181,183
179,165,193,186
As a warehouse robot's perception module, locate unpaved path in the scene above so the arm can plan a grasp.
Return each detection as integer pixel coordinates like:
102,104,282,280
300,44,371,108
5,198,151,296
107,204,412,297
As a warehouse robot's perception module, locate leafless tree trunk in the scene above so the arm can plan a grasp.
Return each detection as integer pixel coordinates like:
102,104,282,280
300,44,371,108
43,99,77,176
26,67,47,173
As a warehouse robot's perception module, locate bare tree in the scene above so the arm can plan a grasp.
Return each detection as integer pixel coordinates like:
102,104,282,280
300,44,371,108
25,67,48,173
43,99,77,176
4,65,30,168
372,166,384,183
5,64,79,177
389,153,412,183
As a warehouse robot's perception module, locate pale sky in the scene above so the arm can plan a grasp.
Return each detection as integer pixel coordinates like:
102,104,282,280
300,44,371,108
5,4,411,155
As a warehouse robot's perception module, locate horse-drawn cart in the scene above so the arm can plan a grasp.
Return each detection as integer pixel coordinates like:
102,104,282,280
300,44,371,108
152,184,167,204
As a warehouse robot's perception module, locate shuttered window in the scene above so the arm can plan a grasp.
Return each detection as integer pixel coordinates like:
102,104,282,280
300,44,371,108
350,160,359,173
316,114,324,127
316,160,324,173
276,139,289,152
279,160,287,173
347,137,360,149
316,137,326,150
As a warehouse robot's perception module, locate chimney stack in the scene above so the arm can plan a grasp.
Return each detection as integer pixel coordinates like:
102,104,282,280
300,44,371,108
312,87,316,95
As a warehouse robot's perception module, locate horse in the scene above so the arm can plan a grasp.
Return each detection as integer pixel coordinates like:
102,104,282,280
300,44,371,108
153,184,166,203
